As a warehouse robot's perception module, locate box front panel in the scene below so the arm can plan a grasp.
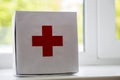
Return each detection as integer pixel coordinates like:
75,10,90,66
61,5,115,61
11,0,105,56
15,11,78,74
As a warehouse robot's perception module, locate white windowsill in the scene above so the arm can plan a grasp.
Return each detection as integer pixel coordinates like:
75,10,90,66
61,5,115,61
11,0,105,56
1,66,120,80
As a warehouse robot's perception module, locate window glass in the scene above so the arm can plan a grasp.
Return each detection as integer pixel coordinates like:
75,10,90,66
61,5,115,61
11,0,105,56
0,0,83,53
115,0,120,39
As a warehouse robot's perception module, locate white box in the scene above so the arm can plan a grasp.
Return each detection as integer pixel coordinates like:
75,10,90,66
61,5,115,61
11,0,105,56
13,11,78,75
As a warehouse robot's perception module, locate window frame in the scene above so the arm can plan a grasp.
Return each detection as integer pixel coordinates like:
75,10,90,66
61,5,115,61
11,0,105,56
97,0,120,59
80,0,120,65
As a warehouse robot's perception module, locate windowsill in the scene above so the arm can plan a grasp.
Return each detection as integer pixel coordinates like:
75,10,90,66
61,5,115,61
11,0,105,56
1,66,120,80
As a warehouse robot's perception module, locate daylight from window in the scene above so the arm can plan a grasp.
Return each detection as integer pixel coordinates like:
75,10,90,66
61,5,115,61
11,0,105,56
0,0,83,53
116,0,120,39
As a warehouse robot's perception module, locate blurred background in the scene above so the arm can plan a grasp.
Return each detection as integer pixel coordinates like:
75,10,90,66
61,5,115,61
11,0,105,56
0,0,120,53
0,0,83,47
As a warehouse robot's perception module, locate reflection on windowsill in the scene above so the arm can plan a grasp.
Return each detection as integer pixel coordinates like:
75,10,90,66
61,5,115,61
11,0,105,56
78,44,83,52
0,45,12,54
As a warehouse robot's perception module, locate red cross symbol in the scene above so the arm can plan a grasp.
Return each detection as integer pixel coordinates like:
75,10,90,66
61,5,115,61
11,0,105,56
32,25,63,57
